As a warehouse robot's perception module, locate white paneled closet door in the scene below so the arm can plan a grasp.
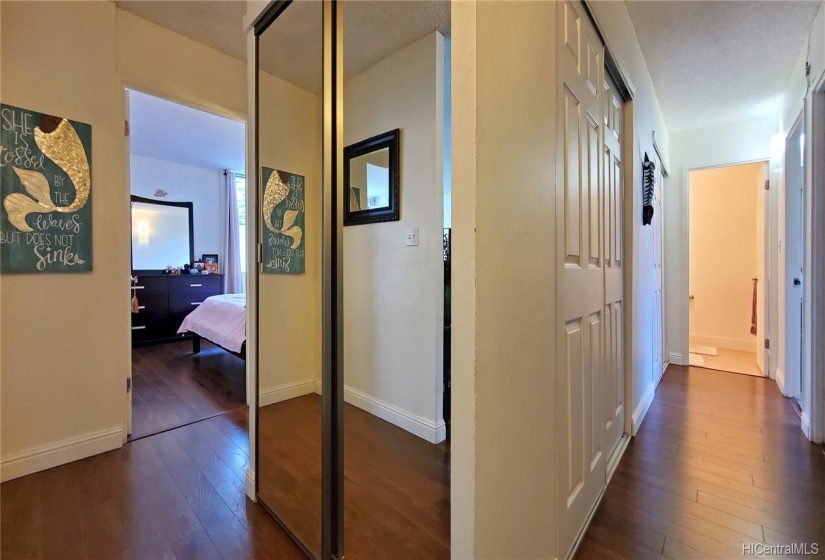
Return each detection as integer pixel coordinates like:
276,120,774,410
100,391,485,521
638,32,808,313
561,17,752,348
556,1,606,556
603,70,624,463
653,158,665,385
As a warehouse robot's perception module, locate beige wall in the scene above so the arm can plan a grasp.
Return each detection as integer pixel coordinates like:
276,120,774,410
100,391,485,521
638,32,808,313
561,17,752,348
1,1,125,481
257,70,322,402
0,1,250,481
452,1,559,556
343,32,444,441
689,163,762,352
664,115,777,369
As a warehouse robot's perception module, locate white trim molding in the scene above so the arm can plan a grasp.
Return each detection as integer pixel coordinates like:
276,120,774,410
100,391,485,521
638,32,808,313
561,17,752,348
245,467,256,501
668,352,685,366
776,368,786,396
1,426,123,483
801,411,812,440
632,385,656,435
258,379,316,407
344,385,446,444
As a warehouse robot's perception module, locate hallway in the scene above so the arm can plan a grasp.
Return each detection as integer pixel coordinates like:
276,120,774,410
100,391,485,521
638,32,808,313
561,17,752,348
576,366,825,559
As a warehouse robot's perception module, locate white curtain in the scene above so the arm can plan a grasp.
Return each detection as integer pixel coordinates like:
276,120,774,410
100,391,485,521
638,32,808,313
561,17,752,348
224,170,243,294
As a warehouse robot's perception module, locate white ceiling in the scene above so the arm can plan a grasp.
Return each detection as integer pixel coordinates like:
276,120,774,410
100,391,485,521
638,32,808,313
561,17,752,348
116,0,450,94
128,90,246,173
625,0,822,133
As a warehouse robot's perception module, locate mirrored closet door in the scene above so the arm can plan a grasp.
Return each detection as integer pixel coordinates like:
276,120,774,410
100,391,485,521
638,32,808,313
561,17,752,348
254,2,450,558
341,2,450,558
255,2,326,557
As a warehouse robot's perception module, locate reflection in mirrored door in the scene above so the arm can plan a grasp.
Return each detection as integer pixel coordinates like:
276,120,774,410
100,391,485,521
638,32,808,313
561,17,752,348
256,2,324,557
342,2,451,557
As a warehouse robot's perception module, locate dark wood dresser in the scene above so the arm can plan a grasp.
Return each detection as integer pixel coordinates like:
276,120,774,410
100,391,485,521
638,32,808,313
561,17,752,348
131,273,223,345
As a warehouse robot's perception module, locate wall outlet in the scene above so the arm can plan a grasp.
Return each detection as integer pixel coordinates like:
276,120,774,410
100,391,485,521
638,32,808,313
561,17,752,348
406,227,419,247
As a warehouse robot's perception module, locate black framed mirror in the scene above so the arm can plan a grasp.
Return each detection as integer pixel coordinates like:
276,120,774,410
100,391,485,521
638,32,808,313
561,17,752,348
343,128,400,225
130,195,194,274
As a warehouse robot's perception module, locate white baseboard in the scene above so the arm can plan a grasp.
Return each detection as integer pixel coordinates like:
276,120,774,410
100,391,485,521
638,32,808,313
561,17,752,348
259,379,316,407
344,385,446,443
245,468,256,501
313,379,322,395
776,368,786,395
1,426,123,483
689,334,756,353
801,411,812,440
668,352,685,366
632,385,655,436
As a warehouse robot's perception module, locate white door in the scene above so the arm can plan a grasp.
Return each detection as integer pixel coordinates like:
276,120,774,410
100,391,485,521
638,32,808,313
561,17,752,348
785,118,804,402
556,2,606,556
602,70,624,462
653,158,665,384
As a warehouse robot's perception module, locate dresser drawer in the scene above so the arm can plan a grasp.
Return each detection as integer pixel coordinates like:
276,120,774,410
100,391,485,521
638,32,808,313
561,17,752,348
130,315,166,342
169,293,220,314
131,295,168,317
168,275,222,295
132,275,167,296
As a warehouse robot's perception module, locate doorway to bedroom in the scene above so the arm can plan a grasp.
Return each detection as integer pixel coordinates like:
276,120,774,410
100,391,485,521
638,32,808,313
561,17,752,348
126,89,248,441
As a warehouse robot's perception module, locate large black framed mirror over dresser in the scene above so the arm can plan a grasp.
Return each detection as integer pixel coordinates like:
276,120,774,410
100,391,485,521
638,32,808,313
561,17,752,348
130,195,223,346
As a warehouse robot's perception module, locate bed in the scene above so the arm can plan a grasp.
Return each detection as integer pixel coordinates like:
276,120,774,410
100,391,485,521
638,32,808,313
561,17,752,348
177,293,247,360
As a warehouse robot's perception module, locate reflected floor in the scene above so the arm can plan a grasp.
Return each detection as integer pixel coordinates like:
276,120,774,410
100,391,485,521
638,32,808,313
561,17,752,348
257,393,450,559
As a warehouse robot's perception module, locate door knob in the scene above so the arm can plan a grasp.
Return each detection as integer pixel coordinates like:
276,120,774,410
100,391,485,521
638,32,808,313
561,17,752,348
689,295,695,300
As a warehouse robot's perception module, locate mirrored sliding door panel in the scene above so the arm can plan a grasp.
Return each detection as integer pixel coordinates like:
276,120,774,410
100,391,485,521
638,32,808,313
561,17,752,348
342,2,451,558
256,2,323,557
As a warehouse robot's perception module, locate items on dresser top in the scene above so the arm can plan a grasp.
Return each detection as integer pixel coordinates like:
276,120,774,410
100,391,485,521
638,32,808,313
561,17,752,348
130,273,223,345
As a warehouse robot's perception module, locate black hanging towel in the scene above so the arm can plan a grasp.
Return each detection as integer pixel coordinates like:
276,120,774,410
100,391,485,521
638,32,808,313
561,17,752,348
643,152,655,225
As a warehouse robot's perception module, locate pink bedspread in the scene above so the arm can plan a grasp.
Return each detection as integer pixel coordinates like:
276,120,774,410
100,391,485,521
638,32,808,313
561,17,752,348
178,294,246,352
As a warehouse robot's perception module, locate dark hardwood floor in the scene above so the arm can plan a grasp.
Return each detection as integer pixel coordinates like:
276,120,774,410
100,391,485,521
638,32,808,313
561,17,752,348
131,340,247,441
576,365,825,560
0,408,305,560
257,394,450,560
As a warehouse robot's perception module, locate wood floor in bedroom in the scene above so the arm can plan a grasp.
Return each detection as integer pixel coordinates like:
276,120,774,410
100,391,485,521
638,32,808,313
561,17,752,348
575,365,825,560
130,340,247,441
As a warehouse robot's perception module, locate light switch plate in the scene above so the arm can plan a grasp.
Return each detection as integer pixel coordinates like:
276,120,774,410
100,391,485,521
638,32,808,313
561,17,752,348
406,227,419,247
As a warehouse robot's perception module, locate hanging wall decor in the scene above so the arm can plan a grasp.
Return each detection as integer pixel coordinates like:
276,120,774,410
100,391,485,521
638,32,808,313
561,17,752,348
0,104,93,273
261,166,305,274
643,152,655,226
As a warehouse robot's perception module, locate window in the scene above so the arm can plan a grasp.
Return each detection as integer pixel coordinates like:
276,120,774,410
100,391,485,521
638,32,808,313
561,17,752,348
234,175,247,282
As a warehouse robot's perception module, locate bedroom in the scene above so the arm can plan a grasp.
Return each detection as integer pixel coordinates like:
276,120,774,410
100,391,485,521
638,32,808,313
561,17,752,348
127,89,248,441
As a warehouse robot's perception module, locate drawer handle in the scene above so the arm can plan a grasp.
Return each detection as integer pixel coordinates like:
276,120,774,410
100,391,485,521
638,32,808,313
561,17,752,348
133,286,145,290
138,306,146,310
190,283,203,287
191,302,202,306
132,326,146,330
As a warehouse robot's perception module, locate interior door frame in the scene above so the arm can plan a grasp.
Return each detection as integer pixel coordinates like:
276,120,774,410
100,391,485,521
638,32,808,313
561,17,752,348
783,112,804,403
120,82,248,443
809,74,825,443
683,158,770,374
